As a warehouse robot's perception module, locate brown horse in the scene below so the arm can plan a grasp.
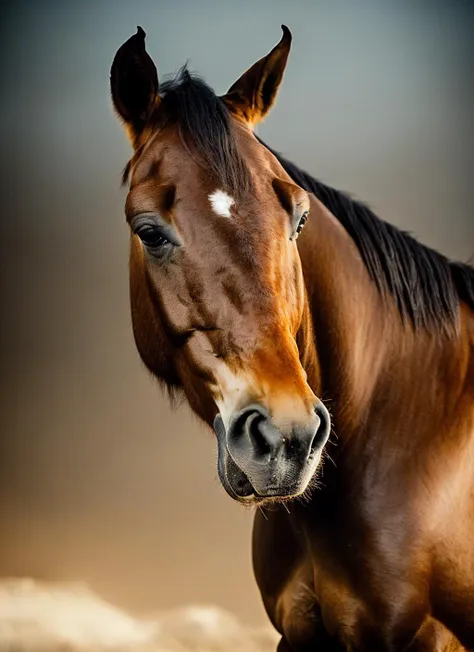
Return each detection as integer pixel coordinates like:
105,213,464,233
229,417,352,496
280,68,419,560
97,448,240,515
110,26,474,651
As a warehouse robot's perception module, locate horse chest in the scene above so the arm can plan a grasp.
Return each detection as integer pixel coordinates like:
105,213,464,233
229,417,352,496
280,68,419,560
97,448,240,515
276,560,368,649
269,503,427,649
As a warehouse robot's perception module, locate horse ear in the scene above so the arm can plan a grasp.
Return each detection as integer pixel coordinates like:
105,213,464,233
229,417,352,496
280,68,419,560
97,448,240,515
222,25,292,128
110,27,160,142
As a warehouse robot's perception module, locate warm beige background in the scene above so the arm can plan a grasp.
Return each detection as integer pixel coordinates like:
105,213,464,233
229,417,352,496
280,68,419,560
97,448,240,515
1,0,473,626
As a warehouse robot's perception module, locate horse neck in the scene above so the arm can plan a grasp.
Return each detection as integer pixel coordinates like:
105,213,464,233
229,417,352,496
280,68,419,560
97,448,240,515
298,196,472,451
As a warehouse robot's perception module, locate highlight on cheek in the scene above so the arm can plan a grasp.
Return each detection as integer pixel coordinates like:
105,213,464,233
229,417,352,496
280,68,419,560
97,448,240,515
208,189,235,218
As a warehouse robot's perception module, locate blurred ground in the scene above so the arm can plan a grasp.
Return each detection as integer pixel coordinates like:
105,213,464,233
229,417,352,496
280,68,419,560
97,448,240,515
0,579,278,652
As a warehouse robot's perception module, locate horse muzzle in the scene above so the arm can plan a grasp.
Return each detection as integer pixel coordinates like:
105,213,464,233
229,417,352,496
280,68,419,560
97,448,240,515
213,402,330,502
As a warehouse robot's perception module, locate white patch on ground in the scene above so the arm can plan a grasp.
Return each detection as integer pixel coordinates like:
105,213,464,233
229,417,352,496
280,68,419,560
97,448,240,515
209,190,235,218
0,578,278,652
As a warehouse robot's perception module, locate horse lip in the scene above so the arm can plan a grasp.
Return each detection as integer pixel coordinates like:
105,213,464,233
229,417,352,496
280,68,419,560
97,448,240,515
254,489,280,498
214,411,312,502
226,469,302,503
220,455,254,499
213,413,225,438
254,485,299,498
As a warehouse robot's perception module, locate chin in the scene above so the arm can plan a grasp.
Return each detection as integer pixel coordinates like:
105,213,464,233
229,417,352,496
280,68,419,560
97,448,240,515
217,451,323,507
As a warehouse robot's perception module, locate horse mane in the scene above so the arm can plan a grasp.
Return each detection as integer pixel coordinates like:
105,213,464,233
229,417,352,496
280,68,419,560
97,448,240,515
260,138,474,332
122,66,252,198
123,69,474,333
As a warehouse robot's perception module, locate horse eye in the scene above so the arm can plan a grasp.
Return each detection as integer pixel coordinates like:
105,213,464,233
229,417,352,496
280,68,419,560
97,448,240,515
296,211,309,235
136,225,171,248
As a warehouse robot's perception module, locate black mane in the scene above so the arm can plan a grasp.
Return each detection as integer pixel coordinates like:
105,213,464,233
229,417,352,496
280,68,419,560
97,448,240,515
123,68,252,196
259,138,474,332
126,69,474,333
158,67,252,198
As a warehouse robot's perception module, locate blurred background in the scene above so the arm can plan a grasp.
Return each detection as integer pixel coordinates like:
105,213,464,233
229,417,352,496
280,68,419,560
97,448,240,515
1,0,473,628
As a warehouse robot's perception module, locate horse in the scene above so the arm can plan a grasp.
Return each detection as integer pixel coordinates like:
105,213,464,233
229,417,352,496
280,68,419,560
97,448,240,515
110,26,474,651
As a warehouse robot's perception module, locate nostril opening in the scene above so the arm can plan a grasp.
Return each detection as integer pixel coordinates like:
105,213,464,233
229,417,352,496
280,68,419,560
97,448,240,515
311,403,331,452
228,406,274,459
247,413,271,456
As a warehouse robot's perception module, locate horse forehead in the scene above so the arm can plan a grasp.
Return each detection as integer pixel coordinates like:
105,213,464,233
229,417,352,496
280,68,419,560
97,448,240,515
130,127,191,184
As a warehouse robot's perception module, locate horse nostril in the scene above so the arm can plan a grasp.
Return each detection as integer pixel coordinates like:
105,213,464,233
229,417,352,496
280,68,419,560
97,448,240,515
311,401,331,452
224,401,331,470
228,404,281,461
246,411,271,457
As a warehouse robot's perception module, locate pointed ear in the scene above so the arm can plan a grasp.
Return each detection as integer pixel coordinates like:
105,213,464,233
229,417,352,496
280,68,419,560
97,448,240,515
222,25,292,128
110,27,160,143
